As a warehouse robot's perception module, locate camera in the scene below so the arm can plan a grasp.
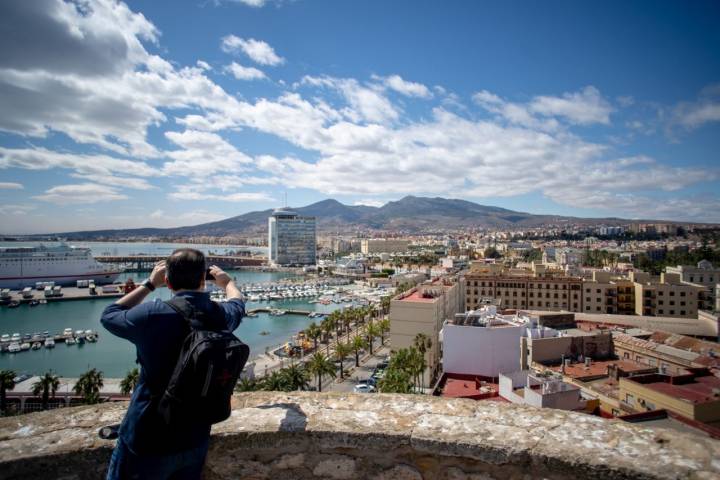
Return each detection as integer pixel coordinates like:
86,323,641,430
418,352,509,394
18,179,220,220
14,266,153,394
205,268,214,281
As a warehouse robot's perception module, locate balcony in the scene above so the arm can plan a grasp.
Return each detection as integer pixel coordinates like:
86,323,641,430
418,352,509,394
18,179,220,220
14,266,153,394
0,392,718,479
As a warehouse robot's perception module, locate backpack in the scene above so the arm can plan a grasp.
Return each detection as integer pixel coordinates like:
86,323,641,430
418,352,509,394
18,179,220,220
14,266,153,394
156,296,250,426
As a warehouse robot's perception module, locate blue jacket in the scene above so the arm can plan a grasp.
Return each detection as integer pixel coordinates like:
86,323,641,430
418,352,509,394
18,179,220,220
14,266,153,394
101,291,245,455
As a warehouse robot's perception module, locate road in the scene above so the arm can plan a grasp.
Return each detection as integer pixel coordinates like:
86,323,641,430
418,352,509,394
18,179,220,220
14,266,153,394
326,340,390,393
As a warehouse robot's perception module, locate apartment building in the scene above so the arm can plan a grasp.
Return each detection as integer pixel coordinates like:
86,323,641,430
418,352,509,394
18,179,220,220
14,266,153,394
632,271,706,318
499,370,586,411
612,330,720,375
268,208,316,266
666,260,719,311
582,271,635,315
389,276,464,385
464,263,583,312
619,370,720,425
360,239,411,254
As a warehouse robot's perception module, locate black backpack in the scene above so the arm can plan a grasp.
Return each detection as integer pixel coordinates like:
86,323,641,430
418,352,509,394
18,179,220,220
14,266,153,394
157,296,250,426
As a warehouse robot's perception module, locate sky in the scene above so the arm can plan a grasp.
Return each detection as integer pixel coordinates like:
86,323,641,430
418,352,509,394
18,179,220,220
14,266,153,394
0,0,719,234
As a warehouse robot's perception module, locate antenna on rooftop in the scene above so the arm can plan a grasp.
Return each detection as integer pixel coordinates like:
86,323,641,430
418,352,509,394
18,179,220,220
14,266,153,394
283,191,288,208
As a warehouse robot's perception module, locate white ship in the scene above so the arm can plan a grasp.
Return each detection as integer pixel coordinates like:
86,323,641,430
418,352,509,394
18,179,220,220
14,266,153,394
0,244,121,289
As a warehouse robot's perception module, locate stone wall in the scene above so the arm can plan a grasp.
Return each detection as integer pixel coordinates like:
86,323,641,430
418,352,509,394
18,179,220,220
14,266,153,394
1,392,719,479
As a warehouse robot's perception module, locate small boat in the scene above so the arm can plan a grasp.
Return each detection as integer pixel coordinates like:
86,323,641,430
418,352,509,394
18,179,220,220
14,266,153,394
246,312,258,317
259,331,271,336
11,333,20,342
31,342,42,350
75,330,85,339
63,328,73,337
44,338,55,348
39,299,47,304
65,337,76,346
20,342,31,351
86,334,97,343
7,301,20,308
28,300,40,307
7,343,20,353
77,336,85,345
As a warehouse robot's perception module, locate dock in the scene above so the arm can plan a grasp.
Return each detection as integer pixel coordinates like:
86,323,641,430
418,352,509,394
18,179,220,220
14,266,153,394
247,307,313,316
1,286,123,307
96,254,265,271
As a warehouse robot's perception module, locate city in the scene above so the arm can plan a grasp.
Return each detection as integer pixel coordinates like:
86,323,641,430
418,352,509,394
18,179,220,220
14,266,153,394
1,1,719,479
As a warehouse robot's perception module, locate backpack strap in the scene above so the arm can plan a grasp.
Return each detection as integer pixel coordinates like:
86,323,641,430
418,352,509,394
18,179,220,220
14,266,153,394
165,296,196,330
165,296,226,331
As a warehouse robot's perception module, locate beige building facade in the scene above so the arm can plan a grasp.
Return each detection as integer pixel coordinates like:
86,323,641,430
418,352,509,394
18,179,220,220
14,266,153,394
360,239,411,254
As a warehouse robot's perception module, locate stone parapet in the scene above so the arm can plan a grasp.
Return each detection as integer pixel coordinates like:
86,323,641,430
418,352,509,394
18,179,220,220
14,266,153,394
0,392,718,479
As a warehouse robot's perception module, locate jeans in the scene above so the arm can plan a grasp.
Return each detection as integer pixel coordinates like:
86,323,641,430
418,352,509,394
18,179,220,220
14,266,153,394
106,438,209,480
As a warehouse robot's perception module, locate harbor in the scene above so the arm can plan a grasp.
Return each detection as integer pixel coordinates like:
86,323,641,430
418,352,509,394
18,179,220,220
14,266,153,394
0,285,124,308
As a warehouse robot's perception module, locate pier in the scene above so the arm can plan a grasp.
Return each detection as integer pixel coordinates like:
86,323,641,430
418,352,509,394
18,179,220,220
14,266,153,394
0,286,123,307
247,307,313,316
96,254,265,271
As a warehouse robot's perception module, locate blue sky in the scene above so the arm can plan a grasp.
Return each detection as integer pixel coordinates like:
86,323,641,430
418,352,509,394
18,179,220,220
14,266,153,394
0,0,719,233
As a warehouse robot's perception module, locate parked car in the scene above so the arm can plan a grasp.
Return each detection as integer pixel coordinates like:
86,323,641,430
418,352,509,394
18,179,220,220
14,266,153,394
353,382,376,394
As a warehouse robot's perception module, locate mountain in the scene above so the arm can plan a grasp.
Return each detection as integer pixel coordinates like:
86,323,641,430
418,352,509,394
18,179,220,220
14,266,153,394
42,196,637,239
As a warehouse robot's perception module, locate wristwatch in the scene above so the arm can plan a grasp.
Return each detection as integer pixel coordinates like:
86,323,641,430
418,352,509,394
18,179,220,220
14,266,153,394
142,279,156,292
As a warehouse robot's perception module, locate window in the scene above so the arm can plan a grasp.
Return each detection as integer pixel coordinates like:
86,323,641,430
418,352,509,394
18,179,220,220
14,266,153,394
680,292,686,297
586,306,590,311
625,393,634,405
596,289,601,293
681,310,686,315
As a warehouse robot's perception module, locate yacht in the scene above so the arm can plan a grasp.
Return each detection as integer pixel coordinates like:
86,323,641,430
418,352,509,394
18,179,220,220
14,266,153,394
44,338,55,348
7,343,20,353
0,244,121,289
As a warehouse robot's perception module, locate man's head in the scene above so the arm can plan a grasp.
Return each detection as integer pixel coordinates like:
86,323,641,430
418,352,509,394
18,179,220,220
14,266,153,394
166,248,206,292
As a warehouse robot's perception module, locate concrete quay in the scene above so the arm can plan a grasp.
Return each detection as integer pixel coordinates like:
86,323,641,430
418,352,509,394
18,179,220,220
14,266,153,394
0,286,123,307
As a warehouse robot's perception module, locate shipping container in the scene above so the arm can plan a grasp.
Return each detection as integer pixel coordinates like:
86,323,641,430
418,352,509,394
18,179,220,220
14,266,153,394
21,287,33,299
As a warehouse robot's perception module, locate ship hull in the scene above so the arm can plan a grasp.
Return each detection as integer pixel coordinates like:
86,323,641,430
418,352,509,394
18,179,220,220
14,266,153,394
0,272,120,290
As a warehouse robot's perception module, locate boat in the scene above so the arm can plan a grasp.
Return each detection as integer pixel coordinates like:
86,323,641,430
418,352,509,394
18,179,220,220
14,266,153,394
28,299,39,307
269,309,286,316
11,333,20,342
86,334,97,343
75,330,85,339
259,330,271,336
7,342,20,353
7,301,20,308
0,243,121,289
0,334,9,342
63,328,73,337
20,342,30,351
66,337,76,345
31,342,42,350
44,338,55,348
77,336,85,345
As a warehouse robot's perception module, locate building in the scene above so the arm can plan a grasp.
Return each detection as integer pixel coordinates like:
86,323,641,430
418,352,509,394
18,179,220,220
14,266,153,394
268,208,316,266
631,271,706,318
360,239,411,254
441,306,530,378
619,369,720,425
520,321,613,369
464,263,583,312
499,371,586,411
612,330,720,375
665,260,719,311
582,271,635,315
389,276,464,385
555,248,585,266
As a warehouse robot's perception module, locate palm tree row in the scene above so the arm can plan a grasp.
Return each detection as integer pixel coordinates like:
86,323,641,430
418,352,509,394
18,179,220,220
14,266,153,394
377,333,430,394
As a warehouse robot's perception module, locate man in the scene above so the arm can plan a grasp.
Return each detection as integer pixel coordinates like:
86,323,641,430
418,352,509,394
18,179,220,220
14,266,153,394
101,248,245,479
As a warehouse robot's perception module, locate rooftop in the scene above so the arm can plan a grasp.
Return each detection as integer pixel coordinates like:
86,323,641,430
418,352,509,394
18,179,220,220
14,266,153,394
623,371,720,405
551,359,657,381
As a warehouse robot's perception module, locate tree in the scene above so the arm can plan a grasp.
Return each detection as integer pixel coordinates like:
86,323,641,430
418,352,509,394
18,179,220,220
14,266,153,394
74,368,104,404
377,367,413,394
0,370,16,416
413,334,432,389
263,370,290,391
119,368,139,395
483,247,502,259
381,296,392,315
333,342,352,379
279,363,310,391
305,322,322,352
378,318,391,345
306,353,336,392
321,316,335,350
366,323,381,355
32,372,60,410
235,377,263,392
351,335,367,367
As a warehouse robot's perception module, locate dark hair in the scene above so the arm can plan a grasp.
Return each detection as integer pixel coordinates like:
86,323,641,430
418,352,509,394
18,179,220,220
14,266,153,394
166,248,206,291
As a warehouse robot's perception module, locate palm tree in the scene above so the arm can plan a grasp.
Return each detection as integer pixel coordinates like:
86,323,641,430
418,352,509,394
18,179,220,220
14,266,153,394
351,335,367,367
321,317,335,349
0,370,16,415
306,322,322,352
32,372,60,410
74,368,104,404
279,363,310,391
119,368,139,396
378,318,391,345
333,342,352,379
381,296,392,315
306,353,336,392
235,377,263,392
263,370,290,391
342,310,353,336
377,367,413,394
413,333,432,389
366,323,381,355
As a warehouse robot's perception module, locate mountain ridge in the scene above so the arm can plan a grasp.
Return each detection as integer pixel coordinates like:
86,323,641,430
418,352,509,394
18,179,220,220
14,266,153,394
34,196,680,238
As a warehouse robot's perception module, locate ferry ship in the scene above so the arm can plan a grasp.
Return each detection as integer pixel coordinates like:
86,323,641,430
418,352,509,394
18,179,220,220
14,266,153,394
0,244,121,289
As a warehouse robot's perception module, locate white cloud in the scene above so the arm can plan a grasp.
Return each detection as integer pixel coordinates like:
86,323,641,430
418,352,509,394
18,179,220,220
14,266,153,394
33,183,128,205
220,35,284,66
226,0,268,7
167,189,274,202
301,76,398,124
0,204,35,215
0,147,159,177
224,62,266,80
196,60,211,70
353,199,384,208
0,182,23,190
149,209,226,224
163,130,253,176
529,86,613,125
379,75,432,98
69,173,155,190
